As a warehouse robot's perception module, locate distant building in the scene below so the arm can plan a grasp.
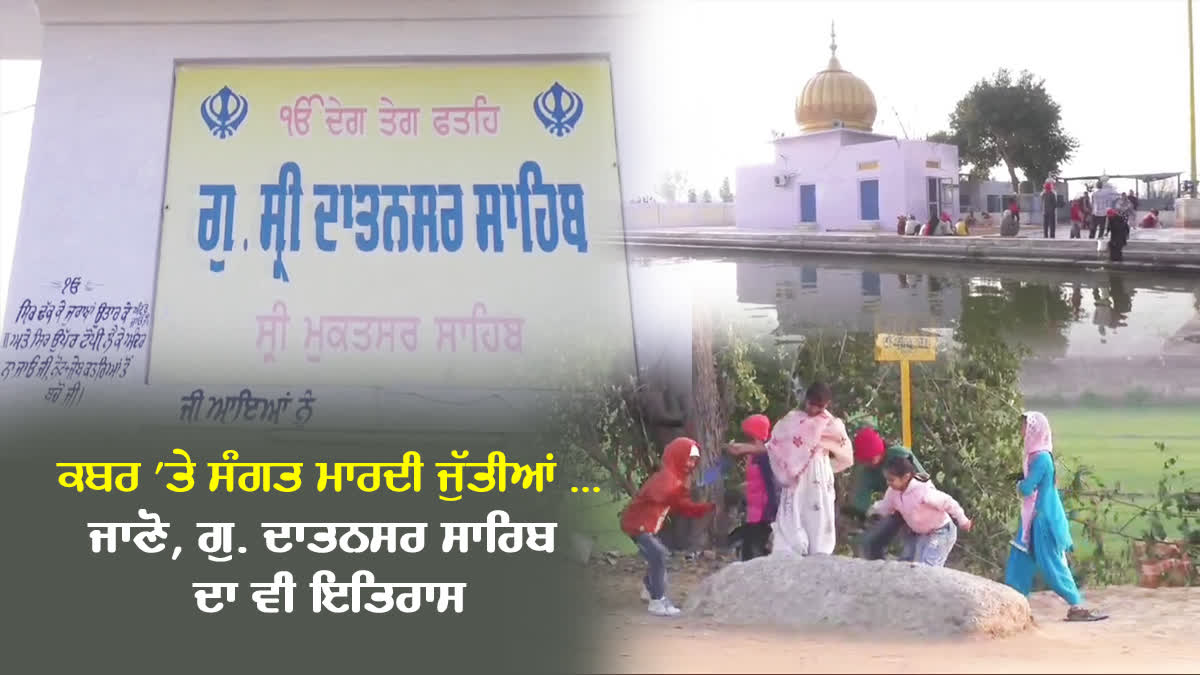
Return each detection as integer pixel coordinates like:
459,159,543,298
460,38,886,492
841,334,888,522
735,27,960,231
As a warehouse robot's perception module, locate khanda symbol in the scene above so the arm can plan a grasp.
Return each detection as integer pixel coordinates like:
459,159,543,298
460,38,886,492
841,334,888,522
200,85,250,140
533,82,584,138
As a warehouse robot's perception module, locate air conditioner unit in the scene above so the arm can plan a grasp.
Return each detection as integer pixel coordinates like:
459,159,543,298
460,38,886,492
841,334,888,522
773,174,792,188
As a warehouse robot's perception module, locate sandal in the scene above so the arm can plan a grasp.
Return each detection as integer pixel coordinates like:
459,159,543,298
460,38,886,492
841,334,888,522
1065,607,1109,622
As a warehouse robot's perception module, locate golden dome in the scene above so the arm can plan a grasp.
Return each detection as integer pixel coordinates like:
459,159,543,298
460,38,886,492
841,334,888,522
794,24,878,134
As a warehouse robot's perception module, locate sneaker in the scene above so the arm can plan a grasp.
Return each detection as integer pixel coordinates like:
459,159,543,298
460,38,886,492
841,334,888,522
648,598,681,617
639,585,650,602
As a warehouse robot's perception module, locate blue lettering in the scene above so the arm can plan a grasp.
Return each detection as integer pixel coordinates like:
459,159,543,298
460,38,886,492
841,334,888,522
473,184,504,252
259,162,304,283
560,184,588,252
437,184,465,252
410,185,439,252
519,161,559,253
381,185,410,252
200,161,591,282
501,184,529,252
197,184,237,273
337,185,354,234
354,184,382,252
312,184,340,252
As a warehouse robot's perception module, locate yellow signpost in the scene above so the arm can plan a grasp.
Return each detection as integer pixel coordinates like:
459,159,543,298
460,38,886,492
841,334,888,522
874,333,939,449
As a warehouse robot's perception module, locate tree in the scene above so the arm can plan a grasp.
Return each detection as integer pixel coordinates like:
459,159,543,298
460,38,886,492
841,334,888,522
657,170,689,203
942,69,1077,192
719,177,734,203
687,188,698,203
701,189,713,203
926,130,956,145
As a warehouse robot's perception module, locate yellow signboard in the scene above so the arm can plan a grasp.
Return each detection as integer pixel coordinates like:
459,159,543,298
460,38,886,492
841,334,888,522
875,333,938,362
875,333,939,450
148,59,633,390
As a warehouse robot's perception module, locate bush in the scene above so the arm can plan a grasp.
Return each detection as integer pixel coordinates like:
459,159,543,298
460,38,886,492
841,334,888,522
1061,441,1198,586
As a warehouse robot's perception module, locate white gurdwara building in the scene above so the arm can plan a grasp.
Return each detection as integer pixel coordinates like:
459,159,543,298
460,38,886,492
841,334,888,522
735,28,960,232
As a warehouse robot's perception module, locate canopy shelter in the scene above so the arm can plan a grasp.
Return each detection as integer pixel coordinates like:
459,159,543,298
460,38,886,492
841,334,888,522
1060,172,1182,210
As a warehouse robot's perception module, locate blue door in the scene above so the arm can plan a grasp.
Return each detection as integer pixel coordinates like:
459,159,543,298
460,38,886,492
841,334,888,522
859,179,880,221
800,184,817,223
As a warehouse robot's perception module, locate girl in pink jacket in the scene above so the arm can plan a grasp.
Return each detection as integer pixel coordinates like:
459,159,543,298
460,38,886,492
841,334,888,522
867,456,973,566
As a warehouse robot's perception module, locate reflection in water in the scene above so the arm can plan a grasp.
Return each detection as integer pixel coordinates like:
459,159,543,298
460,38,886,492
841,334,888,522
644,252,1199,360
801,266,817,290
861,271,881,298
629,249,1200,400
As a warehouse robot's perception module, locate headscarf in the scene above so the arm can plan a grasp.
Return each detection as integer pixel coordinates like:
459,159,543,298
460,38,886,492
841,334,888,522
1019,411,1054,547
852,427,886,464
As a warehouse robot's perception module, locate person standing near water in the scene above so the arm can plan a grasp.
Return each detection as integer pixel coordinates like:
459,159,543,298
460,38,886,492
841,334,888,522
1000,202,1021,237
1090,179,1118,239
1004,412,1108,622
1041,182,1058,238
1105,208,1130,262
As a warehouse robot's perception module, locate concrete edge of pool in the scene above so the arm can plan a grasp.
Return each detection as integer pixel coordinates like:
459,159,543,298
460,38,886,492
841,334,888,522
610,229,1200,274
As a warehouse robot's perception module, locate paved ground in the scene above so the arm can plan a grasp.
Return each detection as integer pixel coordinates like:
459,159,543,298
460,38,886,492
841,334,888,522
584,554,1200,674
629,224,1200,242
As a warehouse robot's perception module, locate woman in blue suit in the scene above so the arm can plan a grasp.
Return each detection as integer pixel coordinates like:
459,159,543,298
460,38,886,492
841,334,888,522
1005,411,1107,622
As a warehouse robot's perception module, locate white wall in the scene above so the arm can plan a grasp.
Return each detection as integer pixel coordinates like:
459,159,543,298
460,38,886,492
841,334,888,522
626,202,735,230
0,0,677,429
735,163,797,229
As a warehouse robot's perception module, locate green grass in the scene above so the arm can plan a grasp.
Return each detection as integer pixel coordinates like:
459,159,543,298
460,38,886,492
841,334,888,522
1043,406,1200,559
1044,406,1200,495
561,407,1200,560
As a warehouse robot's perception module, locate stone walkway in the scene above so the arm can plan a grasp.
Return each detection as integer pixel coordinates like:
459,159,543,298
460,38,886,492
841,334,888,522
618,226,1200,273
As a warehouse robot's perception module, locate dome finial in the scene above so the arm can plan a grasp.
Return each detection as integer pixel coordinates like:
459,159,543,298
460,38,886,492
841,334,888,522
826,20,842,70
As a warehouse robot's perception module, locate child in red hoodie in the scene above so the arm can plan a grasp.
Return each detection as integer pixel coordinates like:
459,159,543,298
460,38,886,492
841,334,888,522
620,437,715,616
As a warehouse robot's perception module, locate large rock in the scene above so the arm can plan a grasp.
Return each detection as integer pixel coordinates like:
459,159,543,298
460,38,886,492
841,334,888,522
683,554,1033,638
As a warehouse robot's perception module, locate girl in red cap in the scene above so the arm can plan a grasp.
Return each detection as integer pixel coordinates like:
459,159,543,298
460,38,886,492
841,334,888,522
726,414,779,561
620,437,715,616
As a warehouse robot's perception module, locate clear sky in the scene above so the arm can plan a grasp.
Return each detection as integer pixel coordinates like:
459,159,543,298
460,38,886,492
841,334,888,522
2,0,1199,306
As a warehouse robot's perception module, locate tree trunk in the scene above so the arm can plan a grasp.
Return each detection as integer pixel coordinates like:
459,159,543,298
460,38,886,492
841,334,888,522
1006,162,1020,195
683,300,727,551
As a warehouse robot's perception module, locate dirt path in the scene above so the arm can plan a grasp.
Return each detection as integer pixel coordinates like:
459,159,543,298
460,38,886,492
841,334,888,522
581,556,1200,673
